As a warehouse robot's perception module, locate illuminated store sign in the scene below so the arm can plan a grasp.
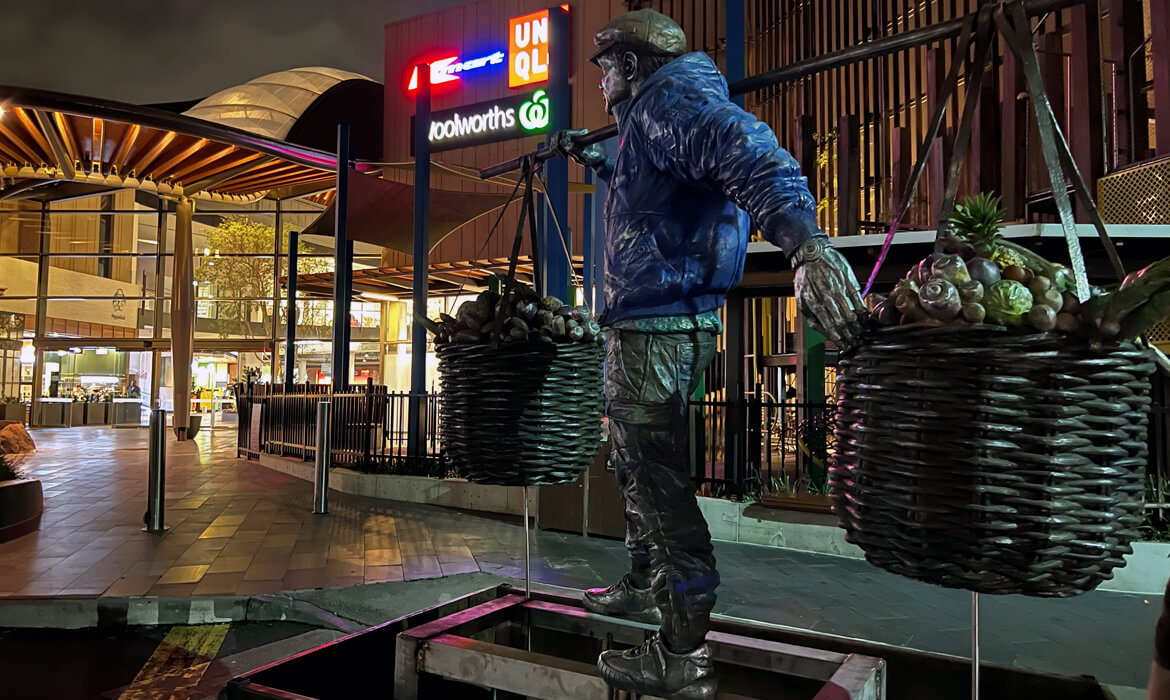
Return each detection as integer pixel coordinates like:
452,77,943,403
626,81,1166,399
412,90,558,153
509,9,550,88
408,50,506,91
407,8,559,93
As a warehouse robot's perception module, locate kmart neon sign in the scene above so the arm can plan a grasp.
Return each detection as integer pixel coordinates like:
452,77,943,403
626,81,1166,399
407,50,506,91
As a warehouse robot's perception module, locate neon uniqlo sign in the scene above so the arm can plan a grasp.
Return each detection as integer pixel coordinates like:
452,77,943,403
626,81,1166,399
509,10,550,88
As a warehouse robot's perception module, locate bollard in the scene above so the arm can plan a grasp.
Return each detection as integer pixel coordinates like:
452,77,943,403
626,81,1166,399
143,408,167,532
313,401,330,515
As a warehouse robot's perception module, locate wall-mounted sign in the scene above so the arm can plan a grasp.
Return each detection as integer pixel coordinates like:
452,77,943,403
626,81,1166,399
407,50,506,91
509,9,550,88
412,90,560,154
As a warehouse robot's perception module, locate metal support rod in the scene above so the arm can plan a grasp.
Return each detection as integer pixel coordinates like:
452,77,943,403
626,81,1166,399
408,63,431,459
144,408,167,533
971,592,981,700
523,485,531,599
332,125,352,391
314,401,330,515
285,230,298,391
582,470,590,539
478,0,1088,180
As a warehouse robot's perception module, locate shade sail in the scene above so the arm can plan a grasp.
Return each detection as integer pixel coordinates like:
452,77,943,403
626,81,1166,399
301,167,519,254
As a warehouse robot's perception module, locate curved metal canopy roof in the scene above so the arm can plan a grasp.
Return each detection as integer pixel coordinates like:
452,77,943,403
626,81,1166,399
183,67,373,141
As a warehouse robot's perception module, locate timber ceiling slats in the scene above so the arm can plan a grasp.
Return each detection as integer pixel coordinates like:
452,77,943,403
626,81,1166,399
0,115,45,163
152,137,209,177
109,123,141,172
126,129,177,174
0,89,341,199
12,108,51,161
168,144,237,182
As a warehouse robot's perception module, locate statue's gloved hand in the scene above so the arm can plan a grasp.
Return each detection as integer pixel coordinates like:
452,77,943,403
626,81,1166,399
791,238,867,350
550,129,606,169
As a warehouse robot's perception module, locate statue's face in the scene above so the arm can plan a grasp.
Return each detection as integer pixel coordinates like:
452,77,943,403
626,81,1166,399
596,50,638,115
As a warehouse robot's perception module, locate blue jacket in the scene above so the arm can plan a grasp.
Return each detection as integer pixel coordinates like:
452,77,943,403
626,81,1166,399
598,52,825,326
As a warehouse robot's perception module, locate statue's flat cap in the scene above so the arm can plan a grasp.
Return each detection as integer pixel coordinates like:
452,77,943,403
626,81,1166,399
590,9,686,65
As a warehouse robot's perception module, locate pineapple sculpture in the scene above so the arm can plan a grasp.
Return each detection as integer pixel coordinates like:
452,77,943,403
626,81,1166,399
945,193,1028,269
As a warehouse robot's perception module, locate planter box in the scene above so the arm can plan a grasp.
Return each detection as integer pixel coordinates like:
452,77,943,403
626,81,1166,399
0,479,42,542
34,401,69,427
760,492,833,514
111,401,141,426
69,403,85,426
1,404,24,424
84,403,109,425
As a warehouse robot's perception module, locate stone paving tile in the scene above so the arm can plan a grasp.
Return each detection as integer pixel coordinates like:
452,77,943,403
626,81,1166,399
102,575,159,597
156,565,209,585
193,572,246,596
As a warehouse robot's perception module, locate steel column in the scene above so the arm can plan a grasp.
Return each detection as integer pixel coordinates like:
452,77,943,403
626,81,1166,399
151,203,166,410
171,196,195,439
1110,0,1149,165
1069,0,1105,219
727,0,746,108
285,230,298,391
272,201,283,383
723,293,746,497
409,64,431,459
332,125,352,391
31,202,49,423
542,5,572,302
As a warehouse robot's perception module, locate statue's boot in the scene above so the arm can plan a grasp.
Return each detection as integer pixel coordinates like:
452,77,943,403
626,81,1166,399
583,572,661,624
597,633,717,700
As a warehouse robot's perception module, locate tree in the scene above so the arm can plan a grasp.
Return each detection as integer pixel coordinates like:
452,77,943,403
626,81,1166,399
193,217,332,342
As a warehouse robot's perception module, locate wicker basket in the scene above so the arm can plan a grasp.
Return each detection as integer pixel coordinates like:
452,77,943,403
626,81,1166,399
831,325,1154,597
436,340,604,486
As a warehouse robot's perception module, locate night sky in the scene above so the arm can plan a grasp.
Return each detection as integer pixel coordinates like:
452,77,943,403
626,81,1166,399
0,0,471,105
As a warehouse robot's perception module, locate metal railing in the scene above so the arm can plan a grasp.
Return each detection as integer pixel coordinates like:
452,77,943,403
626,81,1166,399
690,398,833,500
234,382,447,477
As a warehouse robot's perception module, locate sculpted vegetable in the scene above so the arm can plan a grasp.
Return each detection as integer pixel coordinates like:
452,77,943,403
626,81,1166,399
985,280,1033,326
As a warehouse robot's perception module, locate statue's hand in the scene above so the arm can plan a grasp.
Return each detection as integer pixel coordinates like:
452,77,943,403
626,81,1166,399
792,239,867,350
550,129,606,169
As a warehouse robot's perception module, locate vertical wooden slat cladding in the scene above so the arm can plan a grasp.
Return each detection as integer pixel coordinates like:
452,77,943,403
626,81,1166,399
385,0,1154,270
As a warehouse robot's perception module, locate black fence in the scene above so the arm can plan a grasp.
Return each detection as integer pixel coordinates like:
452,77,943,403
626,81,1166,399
234,382,447,477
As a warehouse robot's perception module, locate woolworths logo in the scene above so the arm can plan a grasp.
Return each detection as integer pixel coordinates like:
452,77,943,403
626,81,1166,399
422,90,555,152
518,90,549,131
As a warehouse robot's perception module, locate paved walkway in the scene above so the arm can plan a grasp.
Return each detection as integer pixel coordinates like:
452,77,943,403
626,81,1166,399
0,427,1161,689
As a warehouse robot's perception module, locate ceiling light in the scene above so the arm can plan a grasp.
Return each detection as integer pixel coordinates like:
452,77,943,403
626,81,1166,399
361,292,399,302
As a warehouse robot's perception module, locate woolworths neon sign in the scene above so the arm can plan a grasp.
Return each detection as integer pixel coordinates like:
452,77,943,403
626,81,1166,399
415,90,558,154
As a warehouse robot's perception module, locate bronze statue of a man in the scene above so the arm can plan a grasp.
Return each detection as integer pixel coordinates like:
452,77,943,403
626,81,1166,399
555,9,865,699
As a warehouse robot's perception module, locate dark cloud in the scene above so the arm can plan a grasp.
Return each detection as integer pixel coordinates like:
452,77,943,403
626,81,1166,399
0,0,471,103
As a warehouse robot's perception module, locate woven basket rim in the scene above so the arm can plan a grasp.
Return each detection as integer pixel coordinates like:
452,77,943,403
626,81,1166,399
855,322,1145,348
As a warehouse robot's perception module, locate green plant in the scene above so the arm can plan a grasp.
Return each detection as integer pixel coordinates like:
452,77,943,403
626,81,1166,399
0,454,19,481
